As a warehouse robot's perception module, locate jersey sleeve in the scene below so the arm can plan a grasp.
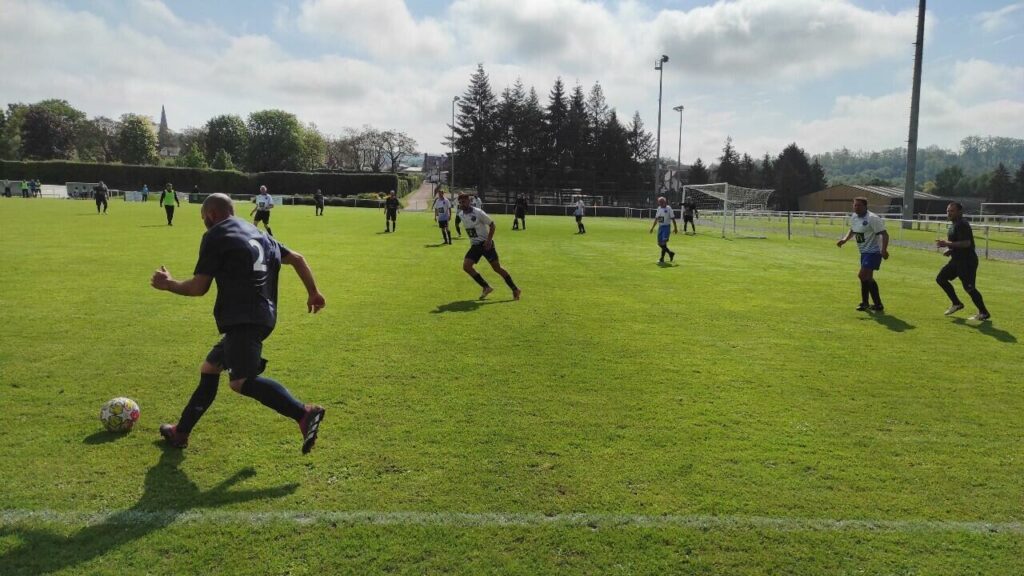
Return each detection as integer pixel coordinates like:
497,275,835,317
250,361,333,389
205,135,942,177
193,232,221,276
668,207,675,219
274,238,292,259
871,214,887,232
477,210,493,227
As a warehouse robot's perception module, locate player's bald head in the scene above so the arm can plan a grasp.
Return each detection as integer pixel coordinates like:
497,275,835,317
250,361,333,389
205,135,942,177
202,193,234,216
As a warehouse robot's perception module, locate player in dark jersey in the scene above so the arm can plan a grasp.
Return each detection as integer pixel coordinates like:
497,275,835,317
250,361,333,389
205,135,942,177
681,201,698,234
384,190,399,232
151,193,327,454
513,194,528,230
935,202,991,321
314,189,325,216
93,181,108,214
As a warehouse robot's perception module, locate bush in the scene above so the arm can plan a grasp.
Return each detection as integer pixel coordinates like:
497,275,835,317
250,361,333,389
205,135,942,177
0,160,401,197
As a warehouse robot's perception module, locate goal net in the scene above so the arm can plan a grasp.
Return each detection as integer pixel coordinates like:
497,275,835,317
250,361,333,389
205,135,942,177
682,182,774,238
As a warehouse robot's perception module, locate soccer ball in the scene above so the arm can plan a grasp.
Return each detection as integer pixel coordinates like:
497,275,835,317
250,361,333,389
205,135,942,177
100,397,141,432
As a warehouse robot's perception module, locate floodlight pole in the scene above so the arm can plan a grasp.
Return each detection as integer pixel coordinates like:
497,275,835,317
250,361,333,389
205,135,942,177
451,96,459,194
902,0,925,230
673,105,684,199
654,55,669,201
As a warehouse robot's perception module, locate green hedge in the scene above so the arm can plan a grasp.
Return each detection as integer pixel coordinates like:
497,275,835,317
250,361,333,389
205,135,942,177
0,161,402,198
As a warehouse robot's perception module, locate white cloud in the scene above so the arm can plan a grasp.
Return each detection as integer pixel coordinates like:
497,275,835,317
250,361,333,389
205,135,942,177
295,0,451,61
949,59,1024,102
975,2,1024,33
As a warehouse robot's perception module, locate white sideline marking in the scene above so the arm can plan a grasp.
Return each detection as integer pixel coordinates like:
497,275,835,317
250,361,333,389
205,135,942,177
1,510,1020,534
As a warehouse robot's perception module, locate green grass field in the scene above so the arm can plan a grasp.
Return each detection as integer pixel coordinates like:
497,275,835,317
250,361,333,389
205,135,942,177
1,198,1022,575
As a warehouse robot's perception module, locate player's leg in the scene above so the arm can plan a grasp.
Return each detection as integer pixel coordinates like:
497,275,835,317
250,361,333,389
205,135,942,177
935,260,963,314
160,344,227,447
958,259,990,319
464,250,492,299
487,253,520,300
455,214,462,236
857,267,873,310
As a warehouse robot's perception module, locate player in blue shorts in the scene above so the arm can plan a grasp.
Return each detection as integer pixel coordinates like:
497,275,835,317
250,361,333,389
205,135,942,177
648,196,678,263
837,197,890,311
151,193,327,454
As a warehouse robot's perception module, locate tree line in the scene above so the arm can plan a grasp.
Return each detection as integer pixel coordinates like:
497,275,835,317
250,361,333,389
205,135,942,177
0,99,418,174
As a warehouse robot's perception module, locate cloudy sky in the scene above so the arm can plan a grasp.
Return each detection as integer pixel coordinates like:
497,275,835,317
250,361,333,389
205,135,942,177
2,0,1021,163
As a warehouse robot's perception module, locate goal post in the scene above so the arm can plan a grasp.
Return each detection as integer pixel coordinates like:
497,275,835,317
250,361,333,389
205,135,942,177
682,182,774,238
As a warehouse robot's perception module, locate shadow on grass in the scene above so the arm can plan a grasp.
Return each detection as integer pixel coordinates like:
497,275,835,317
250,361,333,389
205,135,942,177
82,430,130,444
423,243,449,248
951,318,1017,343
859,312,915,333
139,224,170,228
656,261,679,268
0,446,298,576
431,299,514,314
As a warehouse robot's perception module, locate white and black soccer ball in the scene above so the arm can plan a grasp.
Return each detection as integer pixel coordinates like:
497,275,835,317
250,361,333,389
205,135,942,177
100,397,140,432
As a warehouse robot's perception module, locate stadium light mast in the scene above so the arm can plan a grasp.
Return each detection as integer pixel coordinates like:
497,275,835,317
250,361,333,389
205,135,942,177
654,55,669,201
903,0,926,229
673,105,684,196
451,96,459,193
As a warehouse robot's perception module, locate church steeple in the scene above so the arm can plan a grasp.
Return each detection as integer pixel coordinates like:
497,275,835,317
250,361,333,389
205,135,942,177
158,105,171,149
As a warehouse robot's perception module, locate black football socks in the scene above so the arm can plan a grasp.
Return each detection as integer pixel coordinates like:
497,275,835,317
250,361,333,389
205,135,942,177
177,372,220,434
502,273,518,292
239,376,305,421
470,272,489,289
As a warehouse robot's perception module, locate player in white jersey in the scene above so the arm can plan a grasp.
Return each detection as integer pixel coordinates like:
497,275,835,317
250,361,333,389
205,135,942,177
648,196,678,263
573,199,586,233
250,185,275,236
837,196,890,311
432,189,453,245
457,193,521,300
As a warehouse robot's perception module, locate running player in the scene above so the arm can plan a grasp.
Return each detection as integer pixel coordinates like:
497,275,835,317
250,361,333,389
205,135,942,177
151,193,327,454
94,181,108,214
457,193,521,300
513,194,528,230
649,196,678,263
837,197,890,311
313,189,325,216
433,188,453,244
935,202,991,320
250,185,274,236
384,190,399,232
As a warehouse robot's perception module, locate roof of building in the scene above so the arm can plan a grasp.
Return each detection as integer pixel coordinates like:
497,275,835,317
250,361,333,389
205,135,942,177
823,184,944,200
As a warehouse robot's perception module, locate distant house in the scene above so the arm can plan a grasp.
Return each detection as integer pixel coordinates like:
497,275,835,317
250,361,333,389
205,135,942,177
422,153,450,183
799,184,951,215
159,146,181,158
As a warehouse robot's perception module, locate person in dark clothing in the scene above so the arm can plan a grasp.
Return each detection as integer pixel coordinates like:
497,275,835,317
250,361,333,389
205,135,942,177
935,202,991,321
150,193,327,453
94,181,109,214
513,194,528,230
314,189,325,216
384,190,400,232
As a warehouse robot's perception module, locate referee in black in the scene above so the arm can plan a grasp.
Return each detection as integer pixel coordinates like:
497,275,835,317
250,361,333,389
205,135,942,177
151,193,328,453
935,202,991,321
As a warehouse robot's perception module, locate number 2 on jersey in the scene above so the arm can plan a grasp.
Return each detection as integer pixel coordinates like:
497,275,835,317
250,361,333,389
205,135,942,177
248,239,268,272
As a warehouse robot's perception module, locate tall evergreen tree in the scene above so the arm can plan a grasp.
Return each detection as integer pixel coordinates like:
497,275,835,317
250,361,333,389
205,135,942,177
564,84,590,177
1014,162,1024,203
626,112,654,169
761,153,776,189
715,137,741,184
739,153,757,187
810,158,828,191
453,64,498,191
545,77,569,174
688,158,709,185
988,162,1013,203
520,87,546,192
773,143,815,210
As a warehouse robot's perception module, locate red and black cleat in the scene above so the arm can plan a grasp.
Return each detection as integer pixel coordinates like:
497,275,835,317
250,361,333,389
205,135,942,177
299,405,326,455
159,423,189,449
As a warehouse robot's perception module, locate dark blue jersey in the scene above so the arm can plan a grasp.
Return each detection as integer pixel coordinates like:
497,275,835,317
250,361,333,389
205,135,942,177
947,218,976,260
193,216,291,332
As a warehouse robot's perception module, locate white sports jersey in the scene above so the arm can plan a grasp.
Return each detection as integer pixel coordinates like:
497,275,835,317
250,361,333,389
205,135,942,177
850,211,886,254
574,200,585,216
461,207,493,244
434,197,452,220
256,193,274,210
471,196,482,209
655,206,674,227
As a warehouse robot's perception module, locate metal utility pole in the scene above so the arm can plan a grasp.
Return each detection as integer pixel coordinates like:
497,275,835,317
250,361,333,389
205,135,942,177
903,0,926,229
654,55,669,200
673,105,684,197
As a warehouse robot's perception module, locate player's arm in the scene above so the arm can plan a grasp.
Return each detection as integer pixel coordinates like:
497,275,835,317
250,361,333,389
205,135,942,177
282,251,326,313
672,216,679,233
151,266,212,296
649,217,658,233
485,221,496,247
837,229,854,247
879,230,890,258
